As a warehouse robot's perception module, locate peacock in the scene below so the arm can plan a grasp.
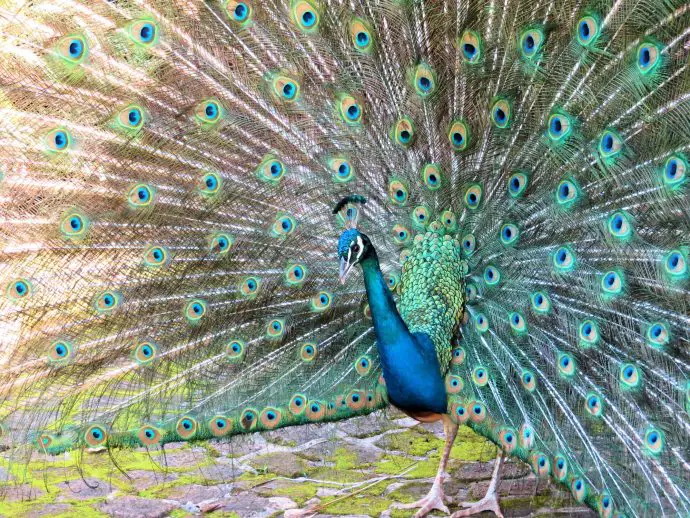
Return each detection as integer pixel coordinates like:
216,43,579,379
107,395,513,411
0,0,688,516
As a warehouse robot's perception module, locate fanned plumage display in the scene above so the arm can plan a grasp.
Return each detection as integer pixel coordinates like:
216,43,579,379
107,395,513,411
0,0,689,516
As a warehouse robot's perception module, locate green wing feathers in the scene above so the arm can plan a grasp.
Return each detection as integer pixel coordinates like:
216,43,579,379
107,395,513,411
0,1,688,517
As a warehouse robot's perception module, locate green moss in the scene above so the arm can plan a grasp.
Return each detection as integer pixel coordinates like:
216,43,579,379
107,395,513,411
381,428,444,456
332,447,358,470
450,426,498,462
305,466,371,484
319,494,394,515
271,482,319,504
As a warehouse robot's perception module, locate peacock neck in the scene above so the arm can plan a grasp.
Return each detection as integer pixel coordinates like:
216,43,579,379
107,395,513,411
360,252,411,351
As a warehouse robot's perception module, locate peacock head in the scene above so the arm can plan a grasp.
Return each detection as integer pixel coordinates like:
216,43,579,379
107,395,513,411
338,228,373,284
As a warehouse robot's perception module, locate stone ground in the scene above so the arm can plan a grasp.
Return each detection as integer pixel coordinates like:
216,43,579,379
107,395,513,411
0,409,595,518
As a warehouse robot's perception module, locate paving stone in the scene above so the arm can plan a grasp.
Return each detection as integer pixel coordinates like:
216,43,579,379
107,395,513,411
125,470,179,491
221,492,298,517
0,484,45,501
99,495,177,518
164,483,229,503
29,503,74,516
250,451,307,478
55,478,112,500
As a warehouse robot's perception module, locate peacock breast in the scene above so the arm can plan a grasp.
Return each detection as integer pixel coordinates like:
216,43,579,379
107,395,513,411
398,229,467,373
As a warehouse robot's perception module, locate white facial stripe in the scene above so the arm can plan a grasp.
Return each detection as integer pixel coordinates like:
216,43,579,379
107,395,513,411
346,246,352,266
355,236,364,261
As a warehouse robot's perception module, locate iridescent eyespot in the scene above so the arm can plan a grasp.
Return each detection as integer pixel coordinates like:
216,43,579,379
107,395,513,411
500,223,519,246
413,63,436,98
209,233,233,256
509,312,527,334
195,99,223,125
646,322,669,349
664,249,688,278
519,28,545,59
576,14,600,46
289,394,307,415
607,211,632,239
266,318,286,339
300,342,317,362
472,366,489,387
127,183,155,208
601,270,624,296
226,1,253,25
519,423,535,449
441,210,457,232
547,111,573,142
176,416,198,440
117,104,145,130
84,425,108,447
292,0,320,32
329,157,355,183
399,248,412,263
530,291,551,314
556,179,579,207
465,283,478,303
421,164,442,190
598,493,614,518
451,347,465,365
285,263,307,285
459,30,482,64
448,119,470,151
388,179,409,206
225,339,246,363
392,224,410,245
386,272,399,291
528,453,549,479
209,416,232,437
350,18,374,53
306,400,325,421
94,290,121,313
585,393,603,417
446,374,464,393
392,116,415,148
571,478,587,503
461,234,476,256
464,184,483,209
483,265,500,286
46,128,73,152
240,409,258,431
469,401,486,423
475,313,489,333
499,427,518,453
521,370,536,392
643,426,664,455
7,279,32,300
579,320,600,347
133,341,158,364
490,98,512,129
337,94,362,124
60,210,89,239
508,171,528,197
662,154,687,188
636,40,661,75
128,19,160,46
411,205,430,229
557,352,575,377
553,246,576,272
144,245,170,267
138,425,163,446
255,155,286,184
598,129,622,159
56,35,87,64
240,276,260,298
184,299,207,323
311,290,332,312
272,213,297,238
450,402,469,424
619,363,641,390
198,172,222,196
356,356,372,376
48,340,74,365
553,454,568,481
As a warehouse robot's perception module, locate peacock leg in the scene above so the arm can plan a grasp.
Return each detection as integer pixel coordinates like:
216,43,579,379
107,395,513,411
393,415,459,517
450,451,504,518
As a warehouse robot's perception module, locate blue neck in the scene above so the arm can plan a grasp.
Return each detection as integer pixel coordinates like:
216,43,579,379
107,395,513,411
360,253,411,352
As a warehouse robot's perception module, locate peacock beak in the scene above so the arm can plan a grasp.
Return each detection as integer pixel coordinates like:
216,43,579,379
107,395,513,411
339,256,354,284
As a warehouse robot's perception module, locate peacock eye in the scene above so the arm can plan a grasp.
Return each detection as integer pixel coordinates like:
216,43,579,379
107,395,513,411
352,244,360,253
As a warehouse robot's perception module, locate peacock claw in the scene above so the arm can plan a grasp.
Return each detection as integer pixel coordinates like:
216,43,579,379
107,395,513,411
450,491,503,518
392,482,450,516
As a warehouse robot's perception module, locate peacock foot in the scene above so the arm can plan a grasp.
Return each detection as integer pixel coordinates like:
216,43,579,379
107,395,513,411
450,489,503,518
392,481,450,517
